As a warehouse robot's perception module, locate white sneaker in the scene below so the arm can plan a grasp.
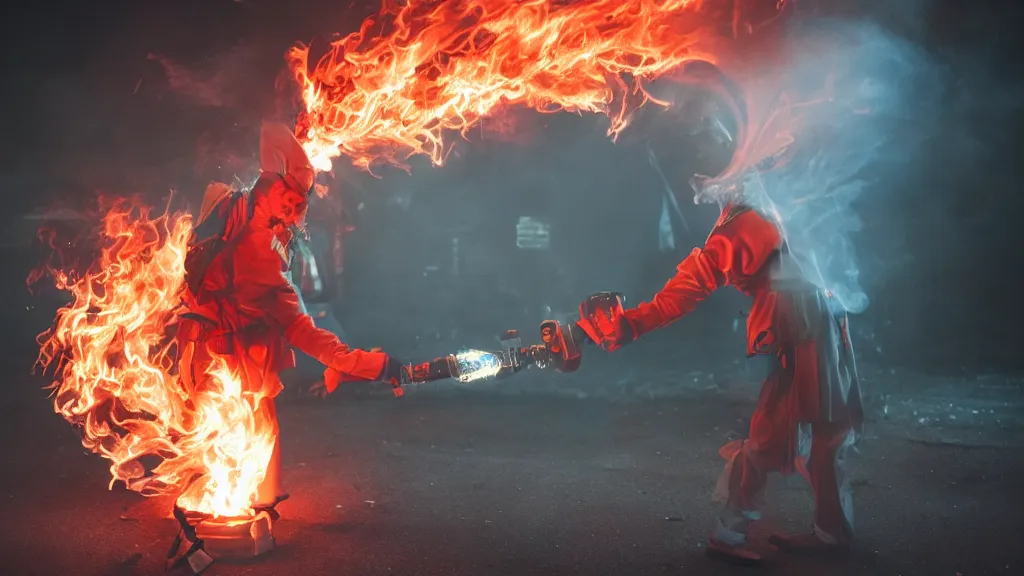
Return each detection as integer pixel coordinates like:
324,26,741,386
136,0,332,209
706,519,763,565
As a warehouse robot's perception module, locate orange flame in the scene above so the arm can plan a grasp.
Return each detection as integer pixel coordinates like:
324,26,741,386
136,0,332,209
35,200,275,519
288,0,729,171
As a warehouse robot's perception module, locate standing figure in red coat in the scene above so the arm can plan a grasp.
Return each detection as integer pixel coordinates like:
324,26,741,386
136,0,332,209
577,195,864,564
177,122,407,514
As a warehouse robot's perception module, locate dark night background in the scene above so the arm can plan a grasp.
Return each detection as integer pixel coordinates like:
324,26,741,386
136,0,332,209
4,0,1023,374
1,1,1023,575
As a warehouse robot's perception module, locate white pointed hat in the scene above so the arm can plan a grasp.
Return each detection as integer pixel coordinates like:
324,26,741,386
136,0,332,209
259,121,315,195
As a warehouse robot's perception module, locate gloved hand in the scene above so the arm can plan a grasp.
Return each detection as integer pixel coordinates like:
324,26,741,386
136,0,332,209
575,291,637,352
320,349,407,398
286,315,386,392
376,353,410,398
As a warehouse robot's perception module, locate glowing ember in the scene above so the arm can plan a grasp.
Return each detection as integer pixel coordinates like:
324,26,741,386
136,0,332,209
35,200,276,519
288,0,732,171
453,349,503,382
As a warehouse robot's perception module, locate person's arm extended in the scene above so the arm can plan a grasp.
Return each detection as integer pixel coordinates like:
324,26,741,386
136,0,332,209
625,209,782,337
233,228,386,390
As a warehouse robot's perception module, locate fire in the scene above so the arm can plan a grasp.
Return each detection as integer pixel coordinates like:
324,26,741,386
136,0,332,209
35,200,275,519
174,357,277,518
288,0,730,171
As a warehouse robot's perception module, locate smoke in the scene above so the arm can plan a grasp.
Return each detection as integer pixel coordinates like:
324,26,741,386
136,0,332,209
147,45,264,109
679,11,947,314
145,43,293,185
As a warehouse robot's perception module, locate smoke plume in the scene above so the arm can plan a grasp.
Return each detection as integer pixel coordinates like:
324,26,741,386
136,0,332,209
680,10,948,314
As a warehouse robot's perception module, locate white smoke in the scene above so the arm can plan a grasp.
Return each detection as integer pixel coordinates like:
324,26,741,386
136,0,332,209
692,15,945,314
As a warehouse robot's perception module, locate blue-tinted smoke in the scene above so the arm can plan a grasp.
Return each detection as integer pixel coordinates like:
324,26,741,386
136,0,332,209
693,16,945,314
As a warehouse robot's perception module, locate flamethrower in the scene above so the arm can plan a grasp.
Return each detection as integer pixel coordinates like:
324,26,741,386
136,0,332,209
399,292,628,387
403,319,586,386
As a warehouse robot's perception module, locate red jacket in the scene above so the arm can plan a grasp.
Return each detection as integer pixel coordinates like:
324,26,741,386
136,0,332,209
623,203,863,428
625,204,782,356
178,190,385,396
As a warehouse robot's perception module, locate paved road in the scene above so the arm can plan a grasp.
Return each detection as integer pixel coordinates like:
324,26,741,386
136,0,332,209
1,383,1022,576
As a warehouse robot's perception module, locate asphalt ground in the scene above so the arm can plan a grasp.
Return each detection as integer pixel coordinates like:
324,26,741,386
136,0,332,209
2,380,1022,576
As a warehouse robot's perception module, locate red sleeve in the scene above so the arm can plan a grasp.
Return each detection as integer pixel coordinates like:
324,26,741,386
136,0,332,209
624,209,782,336
232,228,385,387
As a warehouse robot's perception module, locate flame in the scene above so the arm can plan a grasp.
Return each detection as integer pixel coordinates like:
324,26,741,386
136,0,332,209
35,199,275,519
174,357,277,518
288,0,731,171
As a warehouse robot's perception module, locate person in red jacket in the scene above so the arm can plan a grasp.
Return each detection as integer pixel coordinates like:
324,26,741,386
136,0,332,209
177,122,407,515
577,198,863,564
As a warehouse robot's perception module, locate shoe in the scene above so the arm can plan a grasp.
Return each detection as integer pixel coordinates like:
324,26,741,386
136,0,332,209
706,518,762,566
768,531,849,558
706,538,763,566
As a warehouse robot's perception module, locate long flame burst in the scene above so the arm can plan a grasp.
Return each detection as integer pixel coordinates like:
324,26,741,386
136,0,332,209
288,0,733,171
35,200,276,519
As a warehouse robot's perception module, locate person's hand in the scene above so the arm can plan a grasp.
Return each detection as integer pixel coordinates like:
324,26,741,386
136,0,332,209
309,378,329,399
320,367,344,398
576,292,637,352
321,351,407,397
376,354,409,398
